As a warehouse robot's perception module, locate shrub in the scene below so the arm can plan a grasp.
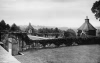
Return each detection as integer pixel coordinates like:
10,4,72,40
64,29,76,38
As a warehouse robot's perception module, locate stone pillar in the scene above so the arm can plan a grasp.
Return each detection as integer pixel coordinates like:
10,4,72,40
9,42,12,55
12,38,19,56
8,38,13,55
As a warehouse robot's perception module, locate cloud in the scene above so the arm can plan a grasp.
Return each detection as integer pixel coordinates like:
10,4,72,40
49,0,80,2
0,0,99,27
0,0,87,11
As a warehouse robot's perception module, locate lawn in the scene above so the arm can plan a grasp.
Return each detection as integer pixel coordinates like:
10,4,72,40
15,45,100,63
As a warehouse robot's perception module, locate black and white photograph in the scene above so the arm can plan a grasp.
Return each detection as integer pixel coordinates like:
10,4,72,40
0,0,100,63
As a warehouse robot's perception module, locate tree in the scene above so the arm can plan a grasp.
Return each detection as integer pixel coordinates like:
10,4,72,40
0,20,6,30
54,28,60,38
10,23,20,32
64,29,76,38
0,20,10,41
91,0,100,21
54,28,59,33
6,24,10,30
0,20,10,31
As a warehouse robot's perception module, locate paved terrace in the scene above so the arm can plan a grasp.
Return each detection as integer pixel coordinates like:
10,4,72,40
27,35,60,40
28,35,50,40
0,44,21,63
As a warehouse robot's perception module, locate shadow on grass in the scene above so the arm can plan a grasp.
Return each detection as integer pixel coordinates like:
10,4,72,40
22,46,71,52
23,44,100,52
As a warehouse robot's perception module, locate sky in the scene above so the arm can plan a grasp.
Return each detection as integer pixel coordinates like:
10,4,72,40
0,0,100,28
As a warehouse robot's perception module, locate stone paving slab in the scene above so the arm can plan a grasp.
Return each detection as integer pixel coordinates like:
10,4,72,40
0,45,21,63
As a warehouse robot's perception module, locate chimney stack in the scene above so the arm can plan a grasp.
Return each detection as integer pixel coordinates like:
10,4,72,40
85,16,89,23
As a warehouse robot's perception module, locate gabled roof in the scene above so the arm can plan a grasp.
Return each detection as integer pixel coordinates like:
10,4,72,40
78,16,96,31
25,23,34,31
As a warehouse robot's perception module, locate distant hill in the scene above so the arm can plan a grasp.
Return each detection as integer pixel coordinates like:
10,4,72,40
19,25,27,31
19,25,69,31
19,25,100,32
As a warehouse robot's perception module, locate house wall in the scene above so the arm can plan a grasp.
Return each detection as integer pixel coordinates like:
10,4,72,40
84,30,96,36
26,29,34,35
88,30,96,36
77,30,96,36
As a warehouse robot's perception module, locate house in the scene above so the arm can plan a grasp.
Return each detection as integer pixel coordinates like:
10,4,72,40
25,23,35,35
77,16,97,36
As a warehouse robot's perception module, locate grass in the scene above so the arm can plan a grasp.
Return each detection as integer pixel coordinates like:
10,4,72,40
15,44,100,63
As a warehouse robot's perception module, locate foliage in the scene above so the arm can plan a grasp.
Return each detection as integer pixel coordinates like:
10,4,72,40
10,23,21,32
91,0,100,21
29,36,100,47
0,20,10,31
38,28,60,33
64,29,76,37
54,28,60,33
37,27,61,38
